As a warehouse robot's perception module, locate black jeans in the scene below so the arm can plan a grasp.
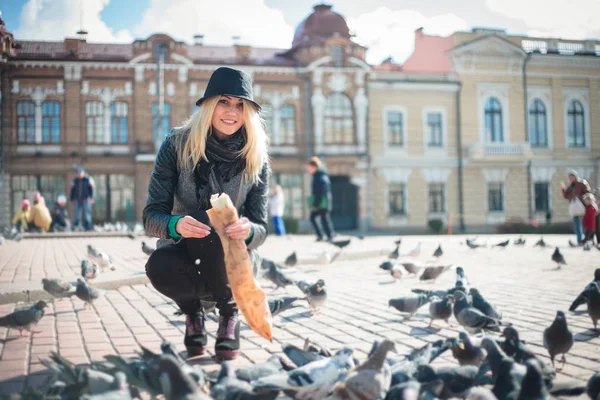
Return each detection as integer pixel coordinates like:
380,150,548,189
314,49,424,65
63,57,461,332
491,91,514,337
310,209,334,240
145,232,237,316
596,214,600,244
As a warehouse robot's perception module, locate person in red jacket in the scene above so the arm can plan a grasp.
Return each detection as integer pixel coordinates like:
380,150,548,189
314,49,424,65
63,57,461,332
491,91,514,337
581,193,598,245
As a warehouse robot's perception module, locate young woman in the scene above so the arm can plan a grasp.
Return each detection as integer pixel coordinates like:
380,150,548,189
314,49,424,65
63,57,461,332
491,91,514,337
144,67,270,360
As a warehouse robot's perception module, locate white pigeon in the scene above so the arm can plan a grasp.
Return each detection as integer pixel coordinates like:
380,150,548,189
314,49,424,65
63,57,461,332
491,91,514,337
252,347,355,400
96,252,115,272
87,244,101,260
403,242,421,258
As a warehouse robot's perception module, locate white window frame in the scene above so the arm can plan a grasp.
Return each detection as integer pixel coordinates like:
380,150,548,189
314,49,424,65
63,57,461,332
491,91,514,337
382,105,407,156
422,106,447,155
477,83,510,144
563,91,591,150
486,182,505,212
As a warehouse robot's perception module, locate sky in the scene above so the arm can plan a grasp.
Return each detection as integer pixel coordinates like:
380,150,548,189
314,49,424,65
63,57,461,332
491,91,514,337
2,0,599,65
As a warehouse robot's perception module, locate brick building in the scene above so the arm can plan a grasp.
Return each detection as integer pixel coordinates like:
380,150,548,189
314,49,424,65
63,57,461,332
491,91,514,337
1,4,599,233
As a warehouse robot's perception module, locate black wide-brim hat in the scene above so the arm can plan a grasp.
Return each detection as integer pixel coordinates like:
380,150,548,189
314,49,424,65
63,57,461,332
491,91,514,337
195,67,261,111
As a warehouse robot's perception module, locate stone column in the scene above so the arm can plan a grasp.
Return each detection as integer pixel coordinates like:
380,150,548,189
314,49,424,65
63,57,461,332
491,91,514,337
354,87,368,152
100,88,113,144
311,88,326,154
31,87,46,144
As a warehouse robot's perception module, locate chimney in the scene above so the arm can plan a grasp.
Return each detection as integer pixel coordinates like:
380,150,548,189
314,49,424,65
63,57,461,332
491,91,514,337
193,34,204,45
235,45,251,63
65,37,84,57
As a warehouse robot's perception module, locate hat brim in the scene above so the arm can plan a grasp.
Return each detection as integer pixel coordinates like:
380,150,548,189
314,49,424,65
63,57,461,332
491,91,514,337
196,94,261,111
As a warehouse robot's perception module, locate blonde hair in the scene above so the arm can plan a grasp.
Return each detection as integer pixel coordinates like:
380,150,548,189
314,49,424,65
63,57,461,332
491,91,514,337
177,96,269,182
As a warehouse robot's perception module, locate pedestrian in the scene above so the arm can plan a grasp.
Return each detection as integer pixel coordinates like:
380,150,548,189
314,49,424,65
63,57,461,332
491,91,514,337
594,188,600,246
143,67,269,361
70,167,95,231
11,199,31,232
306,156,335,242
581,193,597,245
28,193,52,232
269,184,286,236
51,194,71,232
561,169,590,244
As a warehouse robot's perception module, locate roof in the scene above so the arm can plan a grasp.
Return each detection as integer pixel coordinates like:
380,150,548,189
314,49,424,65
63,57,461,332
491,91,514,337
292,4,350,49
400,32,456,73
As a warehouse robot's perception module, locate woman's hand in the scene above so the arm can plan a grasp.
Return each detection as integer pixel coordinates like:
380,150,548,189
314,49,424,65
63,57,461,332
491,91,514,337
176,216,211,238
560,182,566,190
225,217,251,240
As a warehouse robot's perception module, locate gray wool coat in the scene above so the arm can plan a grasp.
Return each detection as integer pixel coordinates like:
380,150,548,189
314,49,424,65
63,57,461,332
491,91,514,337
143,127,270,274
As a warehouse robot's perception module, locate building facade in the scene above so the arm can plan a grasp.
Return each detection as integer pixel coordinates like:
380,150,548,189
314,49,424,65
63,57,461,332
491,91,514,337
1,5,599,232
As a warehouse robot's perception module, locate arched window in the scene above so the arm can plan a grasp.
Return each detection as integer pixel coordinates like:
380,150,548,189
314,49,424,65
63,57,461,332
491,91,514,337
86,101,104,143
323,93,353,144
16,101,35,143
152,102,171,143
42,101,60,143
567,100,585,147
280,105,296,145
528,99,547,147
110,102,129,143
484,97,503,143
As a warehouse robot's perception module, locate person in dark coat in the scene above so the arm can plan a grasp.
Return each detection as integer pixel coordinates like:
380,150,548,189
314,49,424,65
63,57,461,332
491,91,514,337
143,67,270,361
306,156,335,242
70,167,95,231
51,194,71,232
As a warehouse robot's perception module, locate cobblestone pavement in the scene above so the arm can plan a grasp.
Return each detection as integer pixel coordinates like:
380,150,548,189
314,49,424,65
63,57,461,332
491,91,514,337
0,234,598,397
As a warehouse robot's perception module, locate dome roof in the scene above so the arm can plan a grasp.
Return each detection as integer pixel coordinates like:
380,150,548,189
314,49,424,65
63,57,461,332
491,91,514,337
292,4,350,49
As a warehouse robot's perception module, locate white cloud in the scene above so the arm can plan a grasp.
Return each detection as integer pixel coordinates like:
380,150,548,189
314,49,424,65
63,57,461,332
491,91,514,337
348,7,469,65
15,0,133,43
486,0,599,39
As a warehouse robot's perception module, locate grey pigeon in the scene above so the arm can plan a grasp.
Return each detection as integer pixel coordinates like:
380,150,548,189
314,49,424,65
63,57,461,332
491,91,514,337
514,236,526,246
307,279,327,314
264,264,294,291
466,239,483,249
386,380,444,400
534,237,547,248
282,343,324,368
451,332,486,367
76,278,106,309
480,338,516,381
569,268,600,311
0,300,47,336
389,294,431,319
252,347,355,400
456,266,471,289
330,239,351,249
415,364,486,399
269,296,302,317
465,387,497,400
104,353,162,396
295,279,311,294
304,338,333,358
586,282,600,331
142,241,155,256
329,339,395,400
551,247,566,268
88,244,101,259
80,372,132,400
401,262,423,276
428,295,453,327
285,251,297,267
41,351,118,394
96,252,115,272
420,265,452,283
157,342,208,390
501,327,556,383
453,291,501,333
493,239,510,248
42,278,73,300
235,355,285,382
517,360,549,400
212,361,276,400
543,310,573,368
379,261,394,271
388,244,400,259
81,259,98,280
470,288,502,320
157,354,212,400
492,358,520,400
587,372,600,400
432,244,443,258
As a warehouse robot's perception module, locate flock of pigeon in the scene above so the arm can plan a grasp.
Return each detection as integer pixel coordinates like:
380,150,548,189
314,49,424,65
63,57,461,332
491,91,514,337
0,234,599,399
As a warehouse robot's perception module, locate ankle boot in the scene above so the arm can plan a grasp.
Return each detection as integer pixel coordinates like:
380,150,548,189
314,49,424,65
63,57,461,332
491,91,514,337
215,313,240,360
184,309,207,356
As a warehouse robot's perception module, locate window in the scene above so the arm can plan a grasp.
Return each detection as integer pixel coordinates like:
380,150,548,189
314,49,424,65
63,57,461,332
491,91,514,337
488,183,504,212
279,105,296,145
528,99,547,147
484,97,503,142
426,112,443,147
534,182,550,212
386,110,404,146
388,184,406,216
110,102,128,144
261,104,274,139
152,102,171,143
153,41,168,60
331,45,344,66
567,100,585,147
110,174,135,221
274,174,303,219
323,93,354,144
86,101,104,143
428,183,445,213
16,101,35,143
42,101,60,143
11,175,65,215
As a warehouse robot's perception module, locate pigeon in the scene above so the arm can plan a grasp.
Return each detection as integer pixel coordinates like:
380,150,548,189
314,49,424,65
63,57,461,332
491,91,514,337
586,282,600,331
307,279,327,314
551,247,566,268
428,295,453,327
388,244,400,260
432,244,443,258
415,364,487,399
264,264,295,291
285,251,298,267
390,265,403,281
470,288,502,320
466,239,483,249
295,280,311,294
386,380,444,400
42,278,73,300
269,296,303,317
330,239,351,249
329,339,395,400
235,355,286,382
534,237,547,248
401,262,424,276
157,355,212,400
394,238,402,245
81,259,98,280
493,239,510,248
584,241,592,251
282,343,325,368
568,268,600,311
492,358,521,400
87,244,101,259
587,372,600,400
303,338,333,358
212,361,276,400
480,338,522,381
96,252,115,272
518,359,549,400
76,278,106,309
451,332,486,367
388,294,431,319
0,300,48,337
543,310,573,368
252,347,355,400
379,261,394,271
420,265,452,283
142,241,155,256
568,239,578,248
403,242,421,257
453,291,501,333
514,236,526,246
127,232,136,240
456,266,471,289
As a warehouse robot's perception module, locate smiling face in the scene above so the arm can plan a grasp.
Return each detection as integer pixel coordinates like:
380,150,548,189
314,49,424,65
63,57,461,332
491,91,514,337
211,96,244,138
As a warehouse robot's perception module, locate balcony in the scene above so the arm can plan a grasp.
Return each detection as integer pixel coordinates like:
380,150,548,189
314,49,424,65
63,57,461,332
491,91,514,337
468,143,533,160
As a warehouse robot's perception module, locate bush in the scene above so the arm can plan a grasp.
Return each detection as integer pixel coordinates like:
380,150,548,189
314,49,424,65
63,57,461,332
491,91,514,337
428,218,444,233
496,221,574,234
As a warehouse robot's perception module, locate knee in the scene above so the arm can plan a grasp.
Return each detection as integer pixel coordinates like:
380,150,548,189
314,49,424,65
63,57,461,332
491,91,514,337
145,248,173,287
